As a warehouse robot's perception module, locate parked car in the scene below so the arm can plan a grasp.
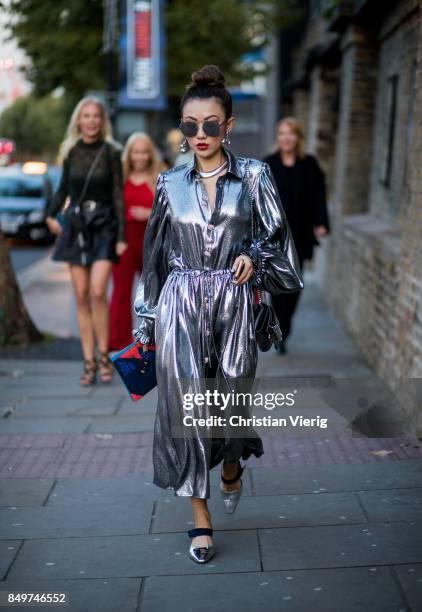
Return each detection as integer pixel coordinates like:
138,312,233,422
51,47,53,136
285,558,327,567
0,162,61,243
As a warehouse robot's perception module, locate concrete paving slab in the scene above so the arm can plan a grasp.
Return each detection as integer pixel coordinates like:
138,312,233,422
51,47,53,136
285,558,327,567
256,355,373,378
0,479,54,507
0,359,83,375
259,522,422,570
7,531,260,579
117,402,158,416
59,432,153,448
359,488,422,522
394,563,422,611
0,439,155,478
0,447,61,479
140,567,406,612
152,492,366,533
0,417,91,435
0,577,142,612
86,415,156,433
45,470,251,506
0,501,153,539
0,540,21,580
2,377,95,396
0,434,69,449
118,389,158,414
46,476,174,505
13,397,120,417
250,460,422,495
89,384,130,398
0,266,418,609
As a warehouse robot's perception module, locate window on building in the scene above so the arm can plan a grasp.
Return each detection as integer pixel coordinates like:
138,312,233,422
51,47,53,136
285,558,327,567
379,75,398,187
403,61,417,189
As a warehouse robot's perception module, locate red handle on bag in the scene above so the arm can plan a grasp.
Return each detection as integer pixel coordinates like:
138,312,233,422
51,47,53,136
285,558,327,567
253,288,262,305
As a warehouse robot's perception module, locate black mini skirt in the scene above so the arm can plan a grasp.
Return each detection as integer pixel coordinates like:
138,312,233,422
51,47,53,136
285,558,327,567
52,205,119,266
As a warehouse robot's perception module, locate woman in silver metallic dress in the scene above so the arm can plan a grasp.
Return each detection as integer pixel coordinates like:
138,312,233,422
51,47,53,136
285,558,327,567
133,65,304,563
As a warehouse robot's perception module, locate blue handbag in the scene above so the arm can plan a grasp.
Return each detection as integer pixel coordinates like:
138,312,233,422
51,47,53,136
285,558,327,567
111,342,157,401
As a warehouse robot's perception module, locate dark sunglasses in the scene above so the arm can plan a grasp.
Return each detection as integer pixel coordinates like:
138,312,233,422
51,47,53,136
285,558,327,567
179,120,226,138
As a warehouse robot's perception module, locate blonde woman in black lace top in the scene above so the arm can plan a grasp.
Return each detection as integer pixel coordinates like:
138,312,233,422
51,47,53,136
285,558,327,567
45,97,127,386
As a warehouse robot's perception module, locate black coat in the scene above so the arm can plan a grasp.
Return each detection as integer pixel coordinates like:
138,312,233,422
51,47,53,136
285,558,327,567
262,152,330,262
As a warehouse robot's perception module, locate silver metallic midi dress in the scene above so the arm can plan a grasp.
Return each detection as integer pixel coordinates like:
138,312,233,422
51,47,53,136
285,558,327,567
133,146,304,499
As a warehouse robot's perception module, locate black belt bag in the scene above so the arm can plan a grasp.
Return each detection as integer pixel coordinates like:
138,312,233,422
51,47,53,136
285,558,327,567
73,141,109,231
78,200,112,229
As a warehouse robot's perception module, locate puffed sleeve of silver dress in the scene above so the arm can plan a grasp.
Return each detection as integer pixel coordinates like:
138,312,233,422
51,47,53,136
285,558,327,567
133,173,169,345
240,161,304,294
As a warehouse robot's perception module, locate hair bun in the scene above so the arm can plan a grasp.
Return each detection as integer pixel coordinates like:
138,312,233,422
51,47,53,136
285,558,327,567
190,65,225,89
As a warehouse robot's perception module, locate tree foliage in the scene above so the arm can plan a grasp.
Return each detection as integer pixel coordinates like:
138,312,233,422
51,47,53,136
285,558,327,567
4,0,305,100
5,0,104,102
0,94,67,160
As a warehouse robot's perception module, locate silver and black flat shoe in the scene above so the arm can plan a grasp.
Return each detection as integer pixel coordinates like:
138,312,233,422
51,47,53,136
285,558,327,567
220,462,244,514
187,527,215,564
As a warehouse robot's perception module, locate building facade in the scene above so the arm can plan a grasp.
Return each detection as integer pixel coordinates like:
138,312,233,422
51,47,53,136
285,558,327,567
283,0,422,431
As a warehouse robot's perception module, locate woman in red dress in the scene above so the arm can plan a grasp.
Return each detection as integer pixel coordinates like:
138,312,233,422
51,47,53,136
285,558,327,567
109,132,162,350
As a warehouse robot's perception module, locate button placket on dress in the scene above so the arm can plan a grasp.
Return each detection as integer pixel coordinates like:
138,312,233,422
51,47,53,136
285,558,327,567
202,277,213,365
197,174,224,366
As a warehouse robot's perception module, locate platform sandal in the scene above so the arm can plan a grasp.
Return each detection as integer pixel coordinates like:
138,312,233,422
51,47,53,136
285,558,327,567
98,351,113,384
80,358,97,387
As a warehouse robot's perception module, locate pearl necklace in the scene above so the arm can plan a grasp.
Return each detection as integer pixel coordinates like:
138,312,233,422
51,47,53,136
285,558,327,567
197,159,228,179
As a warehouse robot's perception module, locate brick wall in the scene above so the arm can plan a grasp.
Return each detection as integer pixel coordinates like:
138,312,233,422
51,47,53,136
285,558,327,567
291,0,422,432
290,15,329,141
292,88,310,137
393,0,422,428
332,23,378,216
307,64,339,196
369,1,419,221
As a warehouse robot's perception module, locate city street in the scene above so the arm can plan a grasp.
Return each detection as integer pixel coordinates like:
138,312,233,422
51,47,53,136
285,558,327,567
1,0,422,610
0,255,421,611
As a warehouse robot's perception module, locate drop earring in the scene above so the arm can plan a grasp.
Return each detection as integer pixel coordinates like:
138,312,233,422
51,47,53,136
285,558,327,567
222,129,231,146
180,138,189,153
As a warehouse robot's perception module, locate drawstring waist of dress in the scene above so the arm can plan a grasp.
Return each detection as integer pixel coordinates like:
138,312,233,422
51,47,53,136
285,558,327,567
169,268,233,277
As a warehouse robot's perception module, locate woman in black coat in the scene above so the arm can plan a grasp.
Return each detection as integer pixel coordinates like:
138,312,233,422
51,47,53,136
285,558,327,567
263,117,330,353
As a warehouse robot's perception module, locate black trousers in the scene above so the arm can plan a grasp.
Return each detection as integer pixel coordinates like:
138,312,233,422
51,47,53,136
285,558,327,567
271,256,304,340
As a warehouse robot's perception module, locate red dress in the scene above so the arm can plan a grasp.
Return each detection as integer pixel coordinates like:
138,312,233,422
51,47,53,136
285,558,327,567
109,179,154,350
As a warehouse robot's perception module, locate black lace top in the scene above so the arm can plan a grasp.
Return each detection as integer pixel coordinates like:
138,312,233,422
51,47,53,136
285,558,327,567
47,138,126,242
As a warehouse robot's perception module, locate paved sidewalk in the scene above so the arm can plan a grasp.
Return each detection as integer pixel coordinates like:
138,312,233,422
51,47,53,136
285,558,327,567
0,264,421,611
0,255,137,361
